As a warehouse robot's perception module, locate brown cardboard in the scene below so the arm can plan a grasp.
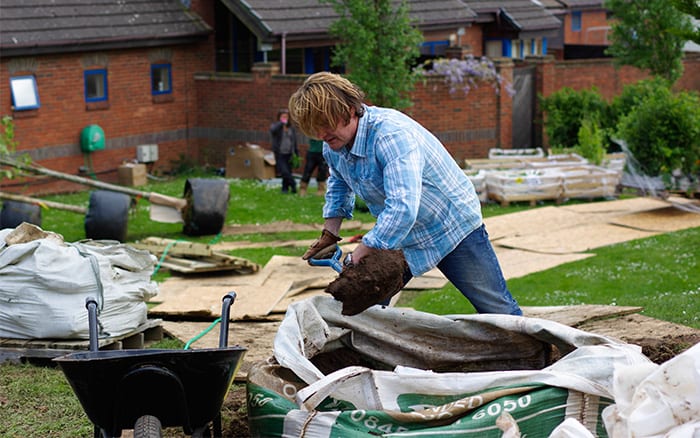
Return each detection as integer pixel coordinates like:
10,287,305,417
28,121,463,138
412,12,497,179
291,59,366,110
226,144,276,180
118,163,147,186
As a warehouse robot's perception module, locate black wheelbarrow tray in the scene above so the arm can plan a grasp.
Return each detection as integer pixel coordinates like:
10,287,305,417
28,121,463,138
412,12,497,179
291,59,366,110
53,292,246,438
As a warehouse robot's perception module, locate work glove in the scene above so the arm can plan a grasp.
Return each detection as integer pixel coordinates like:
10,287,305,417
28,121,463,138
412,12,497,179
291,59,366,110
302,229,341,260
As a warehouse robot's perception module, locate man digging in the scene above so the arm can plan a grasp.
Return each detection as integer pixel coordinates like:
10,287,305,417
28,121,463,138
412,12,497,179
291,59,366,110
289,72,521,317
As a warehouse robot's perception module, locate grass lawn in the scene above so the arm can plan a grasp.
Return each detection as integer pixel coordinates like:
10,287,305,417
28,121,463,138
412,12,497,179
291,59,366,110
1,170,698,436
13,170,700,327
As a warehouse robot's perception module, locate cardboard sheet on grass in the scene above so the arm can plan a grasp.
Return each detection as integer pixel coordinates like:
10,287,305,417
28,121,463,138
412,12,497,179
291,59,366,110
247,295,651,437
151,248,448,319
150,255,337,319
161,319,280,381
486,196,698,261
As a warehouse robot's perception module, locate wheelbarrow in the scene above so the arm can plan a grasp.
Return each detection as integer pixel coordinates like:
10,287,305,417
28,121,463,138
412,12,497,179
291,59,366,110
54,292,246,438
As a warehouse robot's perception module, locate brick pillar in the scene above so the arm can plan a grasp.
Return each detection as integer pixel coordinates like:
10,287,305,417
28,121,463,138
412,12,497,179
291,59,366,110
445,45,473,60
494,58,514,148
526,55,556,149
252,62,280,83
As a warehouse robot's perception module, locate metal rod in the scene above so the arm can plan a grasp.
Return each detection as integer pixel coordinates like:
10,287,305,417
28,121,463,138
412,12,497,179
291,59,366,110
0,191,87,214
0,157,151,198
85,297,99,352
219,291,237,348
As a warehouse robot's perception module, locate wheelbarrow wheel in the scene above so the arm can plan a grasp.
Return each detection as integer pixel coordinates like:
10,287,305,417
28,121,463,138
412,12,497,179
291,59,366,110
134,415,162,438
182,178,230,236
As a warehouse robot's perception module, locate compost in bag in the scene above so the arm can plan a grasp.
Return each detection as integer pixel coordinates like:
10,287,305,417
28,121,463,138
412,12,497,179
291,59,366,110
247,296,651,437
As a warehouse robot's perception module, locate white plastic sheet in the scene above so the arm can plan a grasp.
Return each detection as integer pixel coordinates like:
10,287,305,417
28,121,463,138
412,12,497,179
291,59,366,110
247,296,654,437
603,341,700,437
0,227,158,339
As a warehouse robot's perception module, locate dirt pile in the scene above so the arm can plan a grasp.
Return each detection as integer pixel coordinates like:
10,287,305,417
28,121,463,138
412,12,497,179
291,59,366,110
325,249,407,315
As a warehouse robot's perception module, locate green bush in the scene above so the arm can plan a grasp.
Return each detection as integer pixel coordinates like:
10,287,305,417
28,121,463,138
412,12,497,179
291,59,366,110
540,87,609,150
608,78,672,131
616,87,700,177
577,116,606,166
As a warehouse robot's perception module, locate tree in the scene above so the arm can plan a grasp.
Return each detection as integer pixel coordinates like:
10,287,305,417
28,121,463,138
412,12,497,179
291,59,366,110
322,0,423,110
605,0,694,83
669,0,700,44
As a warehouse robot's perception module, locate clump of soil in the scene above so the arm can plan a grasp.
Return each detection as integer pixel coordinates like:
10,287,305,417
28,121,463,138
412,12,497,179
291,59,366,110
627,334,700,364
325,249,408,315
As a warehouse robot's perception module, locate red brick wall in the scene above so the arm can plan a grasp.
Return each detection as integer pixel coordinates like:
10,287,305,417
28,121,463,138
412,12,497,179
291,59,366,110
193,66,506,168
533,53,700,147
3,46,698,196
544,54,700,101
1,42,212,195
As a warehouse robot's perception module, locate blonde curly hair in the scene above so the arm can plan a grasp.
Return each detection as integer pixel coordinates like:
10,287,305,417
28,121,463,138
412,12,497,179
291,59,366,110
288,72,365,139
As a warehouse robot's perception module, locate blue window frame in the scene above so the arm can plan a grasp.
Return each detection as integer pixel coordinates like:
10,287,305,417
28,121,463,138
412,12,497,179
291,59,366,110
84,69,108,102
420,40,449,57
10,75,40,111
571,11,582,32
502,39,512,57
151,64,172,95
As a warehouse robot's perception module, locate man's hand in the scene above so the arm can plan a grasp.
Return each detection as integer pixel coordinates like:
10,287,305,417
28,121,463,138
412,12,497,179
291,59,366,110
302,229,342,260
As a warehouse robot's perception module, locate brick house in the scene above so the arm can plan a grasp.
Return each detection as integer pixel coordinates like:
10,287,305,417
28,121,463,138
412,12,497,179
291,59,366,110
542,0,612,59
214,0,561,73
1,0,698,197
1,0,215,194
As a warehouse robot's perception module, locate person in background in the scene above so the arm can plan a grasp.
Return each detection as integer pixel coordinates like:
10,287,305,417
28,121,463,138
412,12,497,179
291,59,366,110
299,138,329,196
288,72,521,315
270,109,299,194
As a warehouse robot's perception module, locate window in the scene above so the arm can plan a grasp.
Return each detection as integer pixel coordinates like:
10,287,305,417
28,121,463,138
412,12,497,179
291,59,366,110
10,75,40,111
511,40,521,58
485,40,504,58
84,69,108,102
571,11,582,32
420,40,449,57
151,64,172,95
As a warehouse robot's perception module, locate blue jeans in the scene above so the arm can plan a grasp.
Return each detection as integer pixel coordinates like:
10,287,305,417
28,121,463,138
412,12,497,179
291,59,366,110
402,224,522,315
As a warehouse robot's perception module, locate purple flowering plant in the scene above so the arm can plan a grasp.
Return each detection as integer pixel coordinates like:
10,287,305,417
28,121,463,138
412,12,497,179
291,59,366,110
416,56,515,97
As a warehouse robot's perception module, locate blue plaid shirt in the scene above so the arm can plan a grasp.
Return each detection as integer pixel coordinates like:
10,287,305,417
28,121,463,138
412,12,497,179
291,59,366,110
322,105,483,276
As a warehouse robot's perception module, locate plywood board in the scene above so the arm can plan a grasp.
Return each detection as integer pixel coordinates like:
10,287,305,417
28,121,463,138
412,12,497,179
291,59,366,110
578,313,700,342
149,282,293,320
483,206,586,241
272,288,328,314
404,268,449,289
521,305,643,327
494,247,594,279
261,255,339,290
496,223,657,254
559,196,668,216
610,206,700,232
150,269,270,303
212,239,315,251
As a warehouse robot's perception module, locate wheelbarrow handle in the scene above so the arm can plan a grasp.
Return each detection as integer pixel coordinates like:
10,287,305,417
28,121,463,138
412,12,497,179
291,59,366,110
219,292,237,348
85,297,99,352
308,245,344,273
